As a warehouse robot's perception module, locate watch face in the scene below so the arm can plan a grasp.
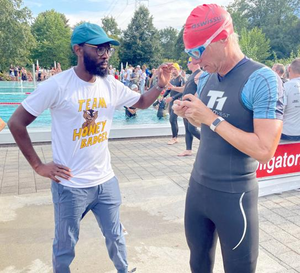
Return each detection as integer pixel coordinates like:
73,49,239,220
213,118,221,126
210,117,224,131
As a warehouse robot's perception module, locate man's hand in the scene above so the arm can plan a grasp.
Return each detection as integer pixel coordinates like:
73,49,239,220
35,162,72,183
172,99,188,118
157,63,174,87
173,94,217,127
0,118,6,132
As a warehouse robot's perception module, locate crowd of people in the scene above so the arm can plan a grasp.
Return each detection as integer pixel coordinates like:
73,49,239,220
8,63,62,82
272,60,300,141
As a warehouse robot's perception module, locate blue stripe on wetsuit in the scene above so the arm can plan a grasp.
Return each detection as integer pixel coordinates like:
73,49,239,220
197,67,284,120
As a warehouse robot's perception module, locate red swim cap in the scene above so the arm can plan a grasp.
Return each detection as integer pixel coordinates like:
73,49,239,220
183,4,234,49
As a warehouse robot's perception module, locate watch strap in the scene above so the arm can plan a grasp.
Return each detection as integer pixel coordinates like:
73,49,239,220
155,84,167,92
210,117,225,132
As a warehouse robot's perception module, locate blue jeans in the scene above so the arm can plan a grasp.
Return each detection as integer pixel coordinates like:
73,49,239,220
51,176,128,273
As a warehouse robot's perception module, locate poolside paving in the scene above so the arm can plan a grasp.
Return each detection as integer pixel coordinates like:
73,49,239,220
0,136,300,273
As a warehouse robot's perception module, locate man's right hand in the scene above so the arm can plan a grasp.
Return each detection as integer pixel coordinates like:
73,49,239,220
172,99,188,118
35,162,72,183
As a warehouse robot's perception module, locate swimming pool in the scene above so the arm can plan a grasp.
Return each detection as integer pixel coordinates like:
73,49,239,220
0,81,173,129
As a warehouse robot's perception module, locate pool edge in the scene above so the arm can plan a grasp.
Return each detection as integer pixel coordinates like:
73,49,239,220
0,124,185,145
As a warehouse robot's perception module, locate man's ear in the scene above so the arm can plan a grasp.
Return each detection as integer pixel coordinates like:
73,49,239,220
219,38,228,44
73,45,83,57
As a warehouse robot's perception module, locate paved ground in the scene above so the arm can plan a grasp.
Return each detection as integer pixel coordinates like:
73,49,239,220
0,136,300,273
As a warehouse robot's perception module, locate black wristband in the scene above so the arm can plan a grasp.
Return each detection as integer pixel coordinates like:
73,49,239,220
155,84,167,92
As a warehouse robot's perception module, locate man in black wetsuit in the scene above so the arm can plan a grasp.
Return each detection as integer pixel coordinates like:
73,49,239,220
124,84,138,119
173,4,283,273
169,57,202,156
163,63,185,145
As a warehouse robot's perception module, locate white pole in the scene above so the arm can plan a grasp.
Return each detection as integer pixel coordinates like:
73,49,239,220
32,64,36,87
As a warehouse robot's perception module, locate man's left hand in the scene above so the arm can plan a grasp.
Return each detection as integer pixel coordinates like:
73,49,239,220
157,63,174,88
174,94,217,127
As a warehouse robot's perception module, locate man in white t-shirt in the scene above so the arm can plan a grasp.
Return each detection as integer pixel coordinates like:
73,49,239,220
125,65,133,86
8,23,173,273
281,58,300,141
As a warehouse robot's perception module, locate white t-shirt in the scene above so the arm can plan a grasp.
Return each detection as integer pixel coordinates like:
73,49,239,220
140,71,147,81
282,77,300,136
22,68,140,188
126,69,132,81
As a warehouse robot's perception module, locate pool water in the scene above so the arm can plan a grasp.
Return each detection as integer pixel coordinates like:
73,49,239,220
0,81,172,129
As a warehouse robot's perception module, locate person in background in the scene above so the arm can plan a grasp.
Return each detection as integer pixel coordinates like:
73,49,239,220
130,67,140,88
170,57,202,156
125,65,133,86
173,4,283,273
115,70,120,80
124,84,138,119
8,22,173,273
148,68,158,89
181,68,187,81
21,67,28,81
56,63,62,73
139,65,147,95
281,58,300,141
272,63,287,83
9,65,14,78
163,63,185,145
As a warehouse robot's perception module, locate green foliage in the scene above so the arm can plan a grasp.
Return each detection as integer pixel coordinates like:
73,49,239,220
227,0,300,59
102,16,121,36
0,72,11,81
239,27,271,63
31,10,73,70
100,17,121,69
0,0,36,70
159,27,178,60
226,4,249,34
173,26,189,71
267,48,300,67
120,5,162,68
108,35,121,70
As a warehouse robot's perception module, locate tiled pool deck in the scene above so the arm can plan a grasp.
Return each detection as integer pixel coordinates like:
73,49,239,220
0,136,300,272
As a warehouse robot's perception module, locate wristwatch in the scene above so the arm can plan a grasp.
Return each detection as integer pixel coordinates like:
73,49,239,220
155,84,167,92
210,117,225,132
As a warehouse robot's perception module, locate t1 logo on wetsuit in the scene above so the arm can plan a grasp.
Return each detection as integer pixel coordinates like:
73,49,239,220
207,90,227,110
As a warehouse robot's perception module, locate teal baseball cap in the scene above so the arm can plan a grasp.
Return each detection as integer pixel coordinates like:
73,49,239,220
71,22,120,47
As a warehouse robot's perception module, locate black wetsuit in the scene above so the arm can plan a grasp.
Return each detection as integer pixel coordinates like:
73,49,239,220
163,75,185,138
124,107,136,119
185,60,265,273
182,69,201,150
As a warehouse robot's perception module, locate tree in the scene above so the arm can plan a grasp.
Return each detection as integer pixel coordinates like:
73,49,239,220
239,27,271,63
31,10,73,70
101,17,121,70
120,5,161,68
102,16,121,36
159,27,178,60
174,26,189,71
0,0,36,71
227,0,300,59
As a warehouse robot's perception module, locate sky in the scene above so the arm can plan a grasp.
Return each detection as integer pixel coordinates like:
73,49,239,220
23,0,232,31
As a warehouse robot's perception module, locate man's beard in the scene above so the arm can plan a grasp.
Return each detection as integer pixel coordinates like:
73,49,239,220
83,52,108,77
